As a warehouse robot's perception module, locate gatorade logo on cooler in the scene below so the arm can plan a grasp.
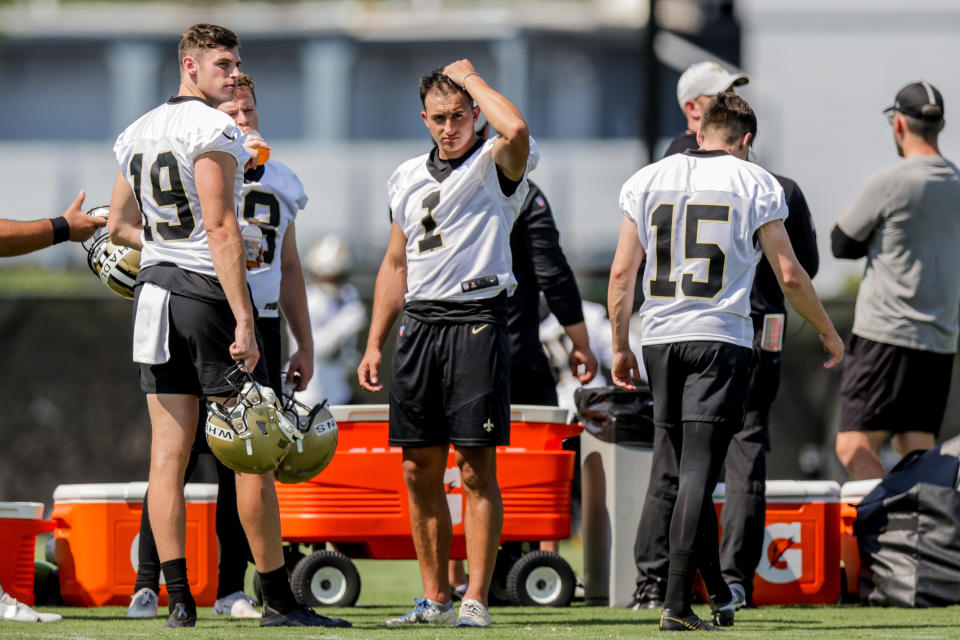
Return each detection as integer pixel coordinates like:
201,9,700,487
444,466,463,526
757,522,802,584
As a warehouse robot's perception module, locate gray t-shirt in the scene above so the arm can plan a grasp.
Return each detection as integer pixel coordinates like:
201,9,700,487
838,155,960,353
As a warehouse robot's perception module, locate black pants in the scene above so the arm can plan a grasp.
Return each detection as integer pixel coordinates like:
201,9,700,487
634,346,779,603
134,400,252,600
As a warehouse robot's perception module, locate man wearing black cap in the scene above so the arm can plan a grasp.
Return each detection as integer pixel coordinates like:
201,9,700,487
833,81,960,480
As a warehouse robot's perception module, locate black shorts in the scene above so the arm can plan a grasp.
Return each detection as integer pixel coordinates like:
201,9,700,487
641,340,752,428
510,354,559,405
137,291,268,397
389,314,510,448
257,316,283,393
838,334,953,435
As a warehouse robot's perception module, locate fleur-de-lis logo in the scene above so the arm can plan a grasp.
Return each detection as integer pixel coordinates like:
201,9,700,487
483,419,494,432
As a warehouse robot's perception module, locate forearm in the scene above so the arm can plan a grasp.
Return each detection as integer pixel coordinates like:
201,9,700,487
780,265,836,338
365,260,406,353
0,219,58,257
607,269,635,352
563,321,591,352
207,221,255,328
463,74,527,145
279,265,314,354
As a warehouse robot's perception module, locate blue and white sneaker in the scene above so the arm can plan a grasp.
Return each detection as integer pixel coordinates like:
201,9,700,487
383,598,455,626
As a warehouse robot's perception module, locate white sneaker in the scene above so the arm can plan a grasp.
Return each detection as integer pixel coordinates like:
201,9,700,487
125,587,159,618
455,598,490,628
383,598,455,626
0,592,62,622
728,582,747,610
212,590,261,618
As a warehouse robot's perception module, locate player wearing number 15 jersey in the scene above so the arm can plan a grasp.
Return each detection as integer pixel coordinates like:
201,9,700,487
607,92,843,631
358,60,536,629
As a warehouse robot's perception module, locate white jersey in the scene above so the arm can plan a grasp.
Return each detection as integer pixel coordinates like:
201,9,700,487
620,150,788,348
242,161,308,318
388,136,539,302
114,97,249,276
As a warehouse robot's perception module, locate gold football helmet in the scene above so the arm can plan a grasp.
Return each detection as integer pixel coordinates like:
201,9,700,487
205,364,302,475
82,206,141,300
273,384,339,484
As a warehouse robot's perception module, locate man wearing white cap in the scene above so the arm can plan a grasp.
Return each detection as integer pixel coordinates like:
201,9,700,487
664,61,748,157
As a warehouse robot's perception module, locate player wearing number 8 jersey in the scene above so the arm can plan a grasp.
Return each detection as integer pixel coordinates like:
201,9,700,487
607,92,843,631
358,59,537,628
108,24,349,630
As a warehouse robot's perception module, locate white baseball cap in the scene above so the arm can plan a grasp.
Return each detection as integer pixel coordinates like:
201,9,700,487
676,61,749,108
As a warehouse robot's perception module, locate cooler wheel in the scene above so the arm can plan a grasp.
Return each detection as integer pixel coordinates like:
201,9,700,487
290,549,361,607
506,550,575,607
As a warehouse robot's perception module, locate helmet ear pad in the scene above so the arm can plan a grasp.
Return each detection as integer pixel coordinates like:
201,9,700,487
273,400,339,484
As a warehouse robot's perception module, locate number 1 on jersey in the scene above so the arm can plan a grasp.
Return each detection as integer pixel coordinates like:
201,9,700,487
417,190,443,254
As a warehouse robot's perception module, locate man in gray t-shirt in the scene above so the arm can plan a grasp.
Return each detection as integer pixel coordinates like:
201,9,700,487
832,81,960,480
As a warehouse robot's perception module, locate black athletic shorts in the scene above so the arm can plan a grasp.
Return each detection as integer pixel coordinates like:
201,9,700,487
137,291,268,397
510,354,559,406
389,313,510,448
838,334,954,435
641,340,752,428
257,316,283,393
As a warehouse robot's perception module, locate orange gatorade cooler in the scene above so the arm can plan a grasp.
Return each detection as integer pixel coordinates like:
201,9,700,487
0,502,55,605
839,479,881,601
275,404,580,559
714,480,842,605
52,483,218,607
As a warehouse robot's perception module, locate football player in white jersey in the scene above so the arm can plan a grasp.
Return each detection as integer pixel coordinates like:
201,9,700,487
219,72,314,396
106,24,349,630
358,60,537,628
608,92,843,631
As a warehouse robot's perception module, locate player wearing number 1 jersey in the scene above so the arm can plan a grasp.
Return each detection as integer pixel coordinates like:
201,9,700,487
358,60,537,629
107,24,349,630
607,92,843,631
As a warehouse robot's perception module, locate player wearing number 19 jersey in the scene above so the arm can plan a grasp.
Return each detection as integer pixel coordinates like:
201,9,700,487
607,92,842,631
108,24,349,630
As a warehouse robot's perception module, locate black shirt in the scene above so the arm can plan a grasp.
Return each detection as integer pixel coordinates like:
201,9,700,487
663,131,819,321
507,181,584,368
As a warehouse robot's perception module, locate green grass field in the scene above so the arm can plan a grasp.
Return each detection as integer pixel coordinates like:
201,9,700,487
9,551,960,639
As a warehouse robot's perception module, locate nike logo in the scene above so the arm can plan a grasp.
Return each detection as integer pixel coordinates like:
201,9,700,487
223,132,236,141
472,324,489,335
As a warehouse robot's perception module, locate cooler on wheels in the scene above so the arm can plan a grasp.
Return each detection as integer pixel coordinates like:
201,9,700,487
274,404,581,607
0,502,55,606
51,482,219,607
714,480,842,605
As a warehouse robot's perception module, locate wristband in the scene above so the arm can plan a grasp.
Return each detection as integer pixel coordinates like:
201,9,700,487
51,216,70,244
460,72,480,91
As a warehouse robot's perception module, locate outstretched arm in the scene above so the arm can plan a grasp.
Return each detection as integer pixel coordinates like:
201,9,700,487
0,190,104,256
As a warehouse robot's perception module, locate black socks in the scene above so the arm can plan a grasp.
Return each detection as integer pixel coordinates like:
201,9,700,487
160,558,195,613
258,565,298,614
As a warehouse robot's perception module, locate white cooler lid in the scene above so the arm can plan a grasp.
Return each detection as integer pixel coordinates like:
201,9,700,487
330,404,569,424
714,480,841,501
53,482,218,503
840,479,882,500
0,502,45,519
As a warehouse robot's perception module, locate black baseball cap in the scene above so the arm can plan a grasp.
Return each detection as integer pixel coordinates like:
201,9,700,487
884,81,944,121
